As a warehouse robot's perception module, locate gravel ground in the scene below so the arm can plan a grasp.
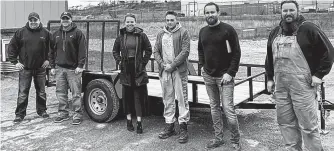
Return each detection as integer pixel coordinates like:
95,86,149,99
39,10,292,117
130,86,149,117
1,74,334,151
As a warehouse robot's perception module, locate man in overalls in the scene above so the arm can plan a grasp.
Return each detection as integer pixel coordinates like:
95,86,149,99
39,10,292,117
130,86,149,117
265,1,334,151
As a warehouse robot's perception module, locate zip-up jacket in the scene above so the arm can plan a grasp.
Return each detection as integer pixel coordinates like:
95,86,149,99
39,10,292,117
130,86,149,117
154,23,190,77
8,22,51,69
265,15,334,80
112,27,152,86
49,23,87,69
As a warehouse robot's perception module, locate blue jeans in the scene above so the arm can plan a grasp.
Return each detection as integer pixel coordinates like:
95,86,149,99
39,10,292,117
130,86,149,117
55,67,82,120
202,71,240,144
15,68,47,118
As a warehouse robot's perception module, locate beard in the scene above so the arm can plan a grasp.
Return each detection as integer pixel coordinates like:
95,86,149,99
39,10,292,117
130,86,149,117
61,21,71,27
29,21,40,29
282,14,297,23
281,14,299,35
206,16,218,25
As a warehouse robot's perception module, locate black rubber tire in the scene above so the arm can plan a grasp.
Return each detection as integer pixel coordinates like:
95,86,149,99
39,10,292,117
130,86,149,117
84,79,120,123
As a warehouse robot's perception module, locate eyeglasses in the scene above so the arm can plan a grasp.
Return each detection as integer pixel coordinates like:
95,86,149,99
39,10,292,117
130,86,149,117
166,19,175,22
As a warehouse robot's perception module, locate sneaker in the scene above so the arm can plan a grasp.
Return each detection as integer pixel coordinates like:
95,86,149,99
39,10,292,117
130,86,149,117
13,116,23,124
232,143,241,151
38,111,50,118
127,119,134,132
178,122,188,144
54,116,70,123
158,123,176,139
205,139,224,149
72,119,81,125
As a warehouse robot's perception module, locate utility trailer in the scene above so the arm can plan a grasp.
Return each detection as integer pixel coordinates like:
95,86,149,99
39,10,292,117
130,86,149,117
46,20,334,134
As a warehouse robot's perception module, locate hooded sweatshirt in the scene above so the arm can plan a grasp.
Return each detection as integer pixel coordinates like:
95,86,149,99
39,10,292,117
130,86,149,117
162,24,182,64
8,22,51,69
154,22,190,76
265,15,334,80
49,23,87,69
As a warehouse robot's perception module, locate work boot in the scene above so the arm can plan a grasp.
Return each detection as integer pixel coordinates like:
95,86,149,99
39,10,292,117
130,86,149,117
158,123,176,139
127,119,134,132
37,111,50,118
178,122,188,144
137,121,143,134
13,116,23,124
54,115,70,123
205,139,224,149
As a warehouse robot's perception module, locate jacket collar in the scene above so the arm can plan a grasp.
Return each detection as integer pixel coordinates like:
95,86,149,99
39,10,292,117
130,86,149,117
120,27,143,35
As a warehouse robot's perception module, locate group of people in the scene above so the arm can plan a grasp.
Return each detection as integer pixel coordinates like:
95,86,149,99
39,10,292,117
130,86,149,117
8,1,333,151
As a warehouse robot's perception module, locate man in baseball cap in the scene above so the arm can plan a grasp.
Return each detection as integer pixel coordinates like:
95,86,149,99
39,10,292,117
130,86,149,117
50,11,87,125
28,12,40,20
60,12,72,19
8,12,51,124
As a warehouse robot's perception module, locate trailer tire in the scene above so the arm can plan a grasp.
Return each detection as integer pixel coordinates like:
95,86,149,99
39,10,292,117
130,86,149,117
84,79,120,123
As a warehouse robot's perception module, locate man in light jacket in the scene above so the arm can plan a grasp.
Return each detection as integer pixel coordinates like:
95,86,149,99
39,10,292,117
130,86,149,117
154,10,191,144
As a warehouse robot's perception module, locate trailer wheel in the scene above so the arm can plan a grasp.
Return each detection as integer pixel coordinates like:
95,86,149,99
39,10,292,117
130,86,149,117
84,79,120,123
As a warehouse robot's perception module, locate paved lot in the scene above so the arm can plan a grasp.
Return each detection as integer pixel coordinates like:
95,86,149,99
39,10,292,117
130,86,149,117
1,74,334,151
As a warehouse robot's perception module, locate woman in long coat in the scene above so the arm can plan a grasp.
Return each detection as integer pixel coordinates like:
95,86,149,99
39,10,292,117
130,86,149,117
112,13,152,134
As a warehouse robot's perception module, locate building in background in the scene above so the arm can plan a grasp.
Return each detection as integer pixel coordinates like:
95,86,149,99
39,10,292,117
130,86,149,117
1,0,68,29
1,0,68,71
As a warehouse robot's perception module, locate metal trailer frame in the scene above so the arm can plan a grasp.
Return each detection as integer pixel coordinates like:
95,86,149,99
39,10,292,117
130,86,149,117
46,20,334,133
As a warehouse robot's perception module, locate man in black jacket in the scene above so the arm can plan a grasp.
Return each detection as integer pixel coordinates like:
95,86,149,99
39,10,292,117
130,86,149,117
49,12,87,125
265,1,334,150
198,2,241,150
8,12,51,124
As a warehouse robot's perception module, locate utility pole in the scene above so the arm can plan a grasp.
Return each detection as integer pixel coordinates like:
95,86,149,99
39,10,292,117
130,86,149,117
193,0,196,16
315,0,318,13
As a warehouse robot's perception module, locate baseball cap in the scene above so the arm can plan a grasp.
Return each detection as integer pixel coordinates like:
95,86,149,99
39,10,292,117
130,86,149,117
28,12,40,20
60,12,72,19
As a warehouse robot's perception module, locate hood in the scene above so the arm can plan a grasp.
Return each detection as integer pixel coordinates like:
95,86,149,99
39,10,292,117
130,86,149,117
120,27,143,35
163,22,182,34
59,22,77,32
25,22,42,32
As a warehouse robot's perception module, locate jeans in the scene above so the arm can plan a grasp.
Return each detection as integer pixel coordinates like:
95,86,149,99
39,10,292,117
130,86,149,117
55,67,82,120
15,68,47,118
160,70,190,124
202,71,240,144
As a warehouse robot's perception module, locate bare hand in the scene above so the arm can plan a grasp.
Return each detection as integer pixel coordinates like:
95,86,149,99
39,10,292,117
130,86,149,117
267,80,275,93
50,69,55,75
221,73,233,85
75,67,84,74
15,63,24,70
165,64,173,72
311,76,322,87
41,60,49,68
